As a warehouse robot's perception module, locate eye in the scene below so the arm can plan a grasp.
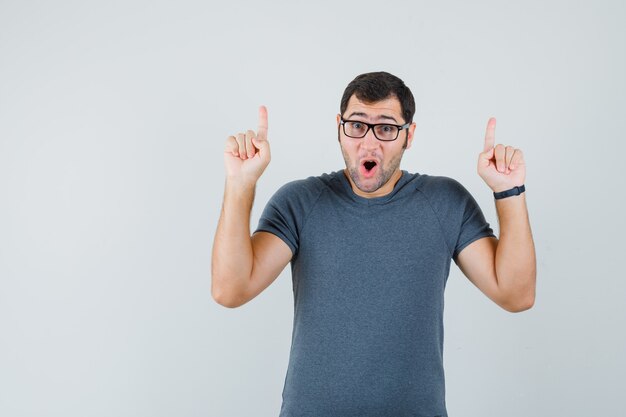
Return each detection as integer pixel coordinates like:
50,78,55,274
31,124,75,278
350,122,364,130
381,125,394,133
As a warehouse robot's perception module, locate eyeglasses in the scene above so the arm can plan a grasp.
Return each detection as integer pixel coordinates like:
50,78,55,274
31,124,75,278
339,118,410,141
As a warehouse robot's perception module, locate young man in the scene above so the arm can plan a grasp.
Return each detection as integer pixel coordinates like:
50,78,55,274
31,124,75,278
212,72,536,416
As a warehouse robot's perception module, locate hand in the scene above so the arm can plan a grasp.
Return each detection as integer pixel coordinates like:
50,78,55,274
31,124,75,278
477,117,526,193
224,106,271,183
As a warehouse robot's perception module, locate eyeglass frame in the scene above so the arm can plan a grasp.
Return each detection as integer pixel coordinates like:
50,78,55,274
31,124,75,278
339,118,411,141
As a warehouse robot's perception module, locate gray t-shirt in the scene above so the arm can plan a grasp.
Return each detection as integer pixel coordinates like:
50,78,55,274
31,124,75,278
256,170,495,417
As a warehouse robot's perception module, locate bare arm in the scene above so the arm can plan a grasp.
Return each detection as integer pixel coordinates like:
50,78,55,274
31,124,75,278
455,117,536,313
211,107,292,308
456,192,536,312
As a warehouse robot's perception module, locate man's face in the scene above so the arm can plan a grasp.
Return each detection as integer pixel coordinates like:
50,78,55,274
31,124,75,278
337,95,416,198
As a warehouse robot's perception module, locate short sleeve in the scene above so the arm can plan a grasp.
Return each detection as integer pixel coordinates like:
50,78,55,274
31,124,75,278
452,183,496,259
255,178,326,257
416,175,496,260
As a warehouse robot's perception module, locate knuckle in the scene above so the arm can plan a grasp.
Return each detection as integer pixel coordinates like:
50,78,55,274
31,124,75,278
226,137,237,150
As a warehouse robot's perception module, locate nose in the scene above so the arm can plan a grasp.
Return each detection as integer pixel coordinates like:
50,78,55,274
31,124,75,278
362,128,380,150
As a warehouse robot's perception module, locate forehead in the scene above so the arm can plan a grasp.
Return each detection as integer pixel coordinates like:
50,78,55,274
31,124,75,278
344,95,403,121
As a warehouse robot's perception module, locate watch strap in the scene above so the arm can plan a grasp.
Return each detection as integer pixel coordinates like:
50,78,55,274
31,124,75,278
494,184,525,199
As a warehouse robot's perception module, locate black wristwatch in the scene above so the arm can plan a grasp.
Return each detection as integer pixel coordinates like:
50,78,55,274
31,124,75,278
493,184,525,199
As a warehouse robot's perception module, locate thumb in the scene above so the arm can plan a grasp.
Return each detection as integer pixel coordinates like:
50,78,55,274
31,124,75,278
251,136,271,159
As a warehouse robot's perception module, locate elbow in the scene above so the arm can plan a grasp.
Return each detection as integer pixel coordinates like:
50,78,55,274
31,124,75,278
212,287,246,309
213,294,245,309
498,270,536,313
211,273,248,309
500,292,535,313
503,298,535,313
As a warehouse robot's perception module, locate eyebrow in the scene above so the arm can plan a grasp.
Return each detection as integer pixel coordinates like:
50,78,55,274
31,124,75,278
346,111,399,123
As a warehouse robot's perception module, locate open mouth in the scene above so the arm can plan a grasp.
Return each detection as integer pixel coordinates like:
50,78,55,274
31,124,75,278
360,160,378,178
363,160,377,172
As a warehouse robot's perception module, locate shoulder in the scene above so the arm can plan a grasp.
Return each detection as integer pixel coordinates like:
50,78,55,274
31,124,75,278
407,173,471,200
412,173,465,192
272,172,334,198
266,171,338,209
405,173,483,221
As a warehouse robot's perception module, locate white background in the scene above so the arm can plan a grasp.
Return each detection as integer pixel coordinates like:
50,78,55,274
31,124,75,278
1,0,624,416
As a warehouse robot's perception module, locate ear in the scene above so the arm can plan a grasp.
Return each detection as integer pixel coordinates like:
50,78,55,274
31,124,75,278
336,114,342,142
405,122,417,150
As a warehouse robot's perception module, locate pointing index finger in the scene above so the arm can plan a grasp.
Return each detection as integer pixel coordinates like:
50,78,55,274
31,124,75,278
257,105,268,141
484,117,496,152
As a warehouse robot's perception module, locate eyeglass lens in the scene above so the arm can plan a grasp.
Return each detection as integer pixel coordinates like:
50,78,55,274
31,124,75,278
343,121,399,141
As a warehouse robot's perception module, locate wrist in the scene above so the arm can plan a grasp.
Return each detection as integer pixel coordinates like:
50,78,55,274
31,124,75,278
493,184,525,199
224,177,258,203
225,174,258,189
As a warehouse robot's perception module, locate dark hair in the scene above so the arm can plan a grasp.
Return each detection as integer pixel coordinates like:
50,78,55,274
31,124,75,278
340,71,416,123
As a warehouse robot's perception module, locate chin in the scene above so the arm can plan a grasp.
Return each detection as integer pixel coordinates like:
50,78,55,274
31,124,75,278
356,183,381,193
350,170,385,193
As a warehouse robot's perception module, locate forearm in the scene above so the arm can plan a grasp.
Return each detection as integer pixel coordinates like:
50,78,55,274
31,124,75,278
211,178,256,304
494,193,536,309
